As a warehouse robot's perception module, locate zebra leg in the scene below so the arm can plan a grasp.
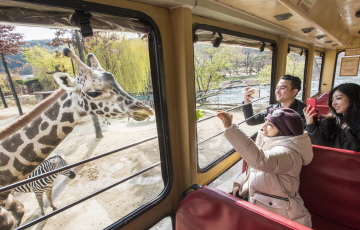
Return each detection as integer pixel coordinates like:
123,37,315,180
45,189,57,211
35,192,46,215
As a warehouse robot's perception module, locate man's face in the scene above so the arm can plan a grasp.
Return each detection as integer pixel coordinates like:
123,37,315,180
275,79,298,103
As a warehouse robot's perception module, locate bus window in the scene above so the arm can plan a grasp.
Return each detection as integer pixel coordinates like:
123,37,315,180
148,216,173,230
311,51,324,97
193,26,273,169
286,46,308,101
207,159,244,192
334,51,360,87
0,3,170,229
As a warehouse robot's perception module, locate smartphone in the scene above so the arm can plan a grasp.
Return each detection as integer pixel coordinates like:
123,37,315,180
250,88,260,98
306,98,317,115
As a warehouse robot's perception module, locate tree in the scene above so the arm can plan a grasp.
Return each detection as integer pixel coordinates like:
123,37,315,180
194,44,233,94
285,53,305,81
0,25,26,115
257,64,272,83
0,74,8,108
22,46,73,90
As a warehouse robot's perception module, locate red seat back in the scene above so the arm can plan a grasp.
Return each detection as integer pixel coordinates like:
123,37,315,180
299,145,360,229
316,92,329,106
315,92,330,117
176,186,311,230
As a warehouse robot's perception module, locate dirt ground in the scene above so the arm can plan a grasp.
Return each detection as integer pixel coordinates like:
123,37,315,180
1,103,262,230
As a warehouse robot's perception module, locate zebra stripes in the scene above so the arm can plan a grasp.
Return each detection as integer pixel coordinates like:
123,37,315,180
141,100,155,110
13,155,76,215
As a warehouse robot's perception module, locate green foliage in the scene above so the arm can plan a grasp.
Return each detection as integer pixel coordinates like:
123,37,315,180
194,44,233,93
285,54,305,81
196,110,204,121
22,46,72,90
0,75,10,93
24,78,40,86
257,64,272,83
84,33,150,94
15,79,23,86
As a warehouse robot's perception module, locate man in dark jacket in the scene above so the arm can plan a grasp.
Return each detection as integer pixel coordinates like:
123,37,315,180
242,75,306,126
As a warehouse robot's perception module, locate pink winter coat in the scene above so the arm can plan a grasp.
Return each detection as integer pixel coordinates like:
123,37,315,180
224,124,313,228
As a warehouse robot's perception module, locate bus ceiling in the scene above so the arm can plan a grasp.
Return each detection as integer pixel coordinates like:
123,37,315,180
132,0,360,49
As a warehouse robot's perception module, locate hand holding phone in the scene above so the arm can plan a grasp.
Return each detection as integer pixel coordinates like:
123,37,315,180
250,88,260,98
306,98,317,116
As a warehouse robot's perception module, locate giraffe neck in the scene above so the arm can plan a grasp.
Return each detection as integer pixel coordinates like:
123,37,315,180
0,91,82,187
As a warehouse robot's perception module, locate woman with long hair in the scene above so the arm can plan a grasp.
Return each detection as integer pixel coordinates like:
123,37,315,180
304,83,360,151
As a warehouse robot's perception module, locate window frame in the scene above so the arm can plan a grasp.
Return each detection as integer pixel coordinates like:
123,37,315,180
5,1,173,229
192,24,277,173
286,44,309,102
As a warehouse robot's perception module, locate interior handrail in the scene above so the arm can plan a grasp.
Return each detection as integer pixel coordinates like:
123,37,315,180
198,112,261,145
196,96,269,123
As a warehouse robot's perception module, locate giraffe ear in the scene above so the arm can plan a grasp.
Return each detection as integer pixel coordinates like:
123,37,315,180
53,72,76,92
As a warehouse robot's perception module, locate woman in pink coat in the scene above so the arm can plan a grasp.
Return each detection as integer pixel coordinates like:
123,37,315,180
217,107,313,228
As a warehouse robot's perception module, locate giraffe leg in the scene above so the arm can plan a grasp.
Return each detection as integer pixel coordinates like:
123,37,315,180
35,192,45,215
0,194,24,229
45,189,57,211
0,206,16,230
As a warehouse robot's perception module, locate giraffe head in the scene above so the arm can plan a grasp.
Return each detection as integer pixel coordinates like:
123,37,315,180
53,48,154,121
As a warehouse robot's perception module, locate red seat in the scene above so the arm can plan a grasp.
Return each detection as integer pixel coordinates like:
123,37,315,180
299,145,360,230
175,186,311,230
316,92,329,106
175,145,360,230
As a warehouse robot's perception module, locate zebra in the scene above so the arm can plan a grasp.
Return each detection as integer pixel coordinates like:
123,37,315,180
13,155,76,215
141,100,155,110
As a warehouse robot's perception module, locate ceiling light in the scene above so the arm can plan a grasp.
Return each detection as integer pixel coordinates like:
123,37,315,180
301,28,314,33
355,10,360,18
332,44,338,46
274,13,293,21
315,35,325,40
325,40,333,43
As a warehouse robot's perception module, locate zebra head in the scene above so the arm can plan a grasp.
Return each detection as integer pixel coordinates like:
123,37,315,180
49,155,76,179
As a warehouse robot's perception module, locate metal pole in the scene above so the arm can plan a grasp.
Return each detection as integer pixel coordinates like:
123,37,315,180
0,86,8,108
1,53,22,115
74,30,103,138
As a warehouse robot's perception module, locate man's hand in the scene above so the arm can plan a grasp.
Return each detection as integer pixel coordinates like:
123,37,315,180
243,86,255,104
216,110,233,129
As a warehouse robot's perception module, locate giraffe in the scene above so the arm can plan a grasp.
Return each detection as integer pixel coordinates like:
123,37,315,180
0,48,154,229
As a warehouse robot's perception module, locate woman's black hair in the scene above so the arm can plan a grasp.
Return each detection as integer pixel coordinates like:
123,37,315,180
322,83,360,146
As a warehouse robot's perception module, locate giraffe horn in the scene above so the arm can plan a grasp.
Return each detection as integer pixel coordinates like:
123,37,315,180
87,53,105,71
62,48,90,70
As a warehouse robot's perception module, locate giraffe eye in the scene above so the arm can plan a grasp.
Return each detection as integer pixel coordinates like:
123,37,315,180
86,90,102,98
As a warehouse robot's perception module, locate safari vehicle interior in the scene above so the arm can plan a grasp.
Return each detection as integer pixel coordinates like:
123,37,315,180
0,0,360,230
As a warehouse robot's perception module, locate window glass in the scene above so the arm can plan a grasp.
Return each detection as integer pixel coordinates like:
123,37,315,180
334,51,360,87
285,46,306,100
310,51,324,96
0,5,167,229
148,217,173,230
194,29,272,168
208,159,244,192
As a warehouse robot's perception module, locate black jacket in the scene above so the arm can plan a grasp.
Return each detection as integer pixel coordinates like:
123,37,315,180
306,121,360,152
242,99,307,127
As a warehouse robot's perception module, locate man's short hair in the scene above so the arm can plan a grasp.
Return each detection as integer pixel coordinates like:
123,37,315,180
280,75,302,92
